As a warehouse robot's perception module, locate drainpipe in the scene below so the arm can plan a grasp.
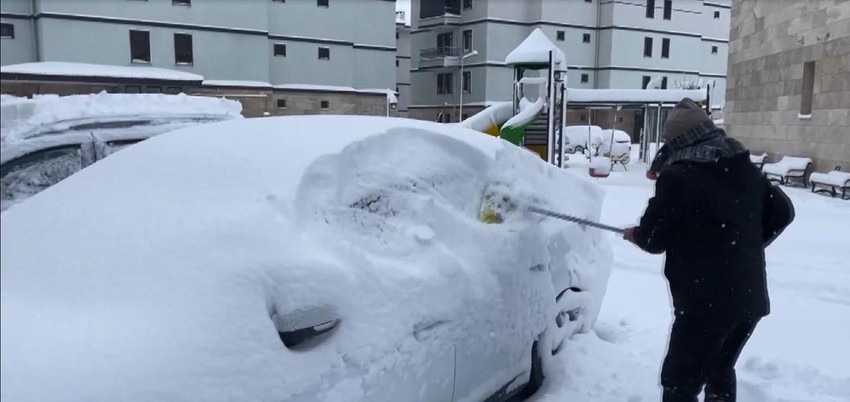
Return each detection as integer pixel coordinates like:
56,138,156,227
593,0,601,88
31,0,41,61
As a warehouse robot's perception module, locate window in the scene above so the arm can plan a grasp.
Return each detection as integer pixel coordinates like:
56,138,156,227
437,32,453,48
714,10,720,19
273,0,285,2
586,0,592,2
166,87,182,95
174,33,193,65
437,73,453,94
646,0,655,18
462,29,473,51
462,113,469,120
643,37,653,57
125,85,142,93
129,30,151,63
277,99,287,109
146,86,162,93
396,32,399,39
642,75,651,88
318,47,330,60
274,43,286,57
317,0,328,7
661,38,670,58
556,31,565,41
800,61,815,115
396,59,399,67
581,73,589,83
0,23,14,39
172,0,190,5
462,71,471,93
661,76,668,89
0,146,83,204
663,0,672,20
463,0,473,10
583,33,591,43
320,100,330,109
440,113,452,123
711,45,718,54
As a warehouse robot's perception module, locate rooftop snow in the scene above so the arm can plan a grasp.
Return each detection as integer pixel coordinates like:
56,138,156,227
505,28,567,67
0,62,204,82
566,88,707,104
202,80,274,88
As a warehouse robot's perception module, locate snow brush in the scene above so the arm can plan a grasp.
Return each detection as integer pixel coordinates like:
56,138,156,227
527,206,625,234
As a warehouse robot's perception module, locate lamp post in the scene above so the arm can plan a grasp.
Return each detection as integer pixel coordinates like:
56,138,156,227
458,49,478,122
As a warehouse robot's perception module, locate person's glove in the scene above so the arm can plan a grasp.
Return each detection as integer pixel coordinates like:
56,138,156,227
623,227,636,243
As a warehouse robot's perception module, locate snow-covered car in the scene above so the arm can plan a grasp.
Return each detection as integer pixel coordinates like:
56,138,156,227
0,116,612,402
563,125,604,154
0,93,242,211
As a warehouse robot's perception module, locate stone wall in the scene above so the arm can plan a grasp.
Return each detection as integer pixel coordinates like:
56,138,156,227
725,0,850,171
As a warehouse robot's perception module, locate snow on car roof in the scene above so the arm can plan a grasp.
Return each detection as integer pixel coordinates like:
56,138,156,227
1,116,611,401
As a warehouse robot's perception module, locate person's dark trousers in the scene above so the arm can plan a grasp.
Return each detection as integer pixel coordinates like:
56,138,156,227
660,312,760,402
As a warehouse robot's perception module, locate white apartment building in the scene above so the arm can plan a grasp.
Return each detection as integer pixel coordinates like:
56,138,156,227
409,0,731,122
0,0,397,116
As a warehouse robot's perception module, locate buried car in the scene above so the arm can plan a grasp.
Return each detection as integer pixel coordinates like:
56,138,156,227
0,116,612,402
0,93,242,211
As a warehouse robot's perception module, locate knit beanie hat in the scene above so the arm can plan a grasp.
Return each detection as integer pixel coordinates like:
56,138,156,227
662,98,711,141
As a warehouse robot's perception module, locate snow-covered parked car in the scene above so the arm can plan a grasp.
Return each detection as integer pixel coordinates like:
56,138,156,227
0,116,612,402
0,93,242,211
563,124,604,154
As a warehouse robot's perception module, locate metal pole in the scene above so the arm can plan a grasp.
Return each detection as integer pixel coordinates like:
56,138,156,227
528,206,625,234
546,51,556,165
655,102,663,158
559,81,567,168
459,55,464,122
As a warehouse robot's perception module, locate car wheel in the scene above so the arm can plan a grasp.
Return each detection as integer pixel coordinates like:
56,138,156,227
519,341,545,398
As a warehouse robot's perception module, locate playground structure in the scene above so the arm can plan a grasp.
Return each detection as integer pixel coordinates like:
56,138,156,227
461,28,711,171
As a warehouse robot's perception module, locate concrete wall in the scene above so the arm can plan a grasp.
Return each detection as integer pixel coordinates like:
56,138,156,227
725,0,850,171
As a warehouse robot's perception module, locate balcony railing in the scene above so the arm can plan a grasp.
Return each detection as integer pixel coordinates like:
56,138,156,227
419,47,462,68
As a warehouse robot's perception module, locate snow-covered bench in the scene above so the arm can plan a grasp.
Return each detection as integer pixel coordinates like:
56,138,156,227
750,153,767,170
762,156,813,187
810,168,850,200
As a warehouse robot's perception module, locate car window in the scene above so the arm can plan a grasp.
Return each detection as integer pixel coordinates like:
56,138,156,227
1,146,83,209
102,140,141,157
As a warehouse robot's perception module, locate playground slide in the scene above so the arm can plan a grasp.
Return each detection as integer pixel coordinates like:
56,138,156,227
459,98,546,146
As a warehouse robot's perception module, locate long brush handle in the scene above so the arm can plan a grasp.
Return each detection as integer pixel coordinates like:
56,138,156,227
527,206,625,234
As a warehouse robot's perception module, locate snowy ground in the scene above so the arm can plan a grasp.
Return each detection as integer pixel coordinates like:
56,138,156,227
531,155,850,402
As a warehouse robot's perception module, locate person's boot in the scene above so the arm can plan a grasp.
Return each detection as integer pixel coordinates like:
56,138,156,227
662,386,699,402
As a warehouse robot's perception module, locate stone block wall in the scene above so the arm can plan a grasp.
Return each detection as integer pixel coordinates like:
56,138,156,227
725,0,850,171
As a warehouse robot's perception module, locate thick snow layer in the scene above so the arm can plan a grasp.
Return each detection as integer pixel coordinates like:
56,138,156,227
810,171,850,187
202,80,274,88
1,92,242,145
459,101,514,132
1,116,612,402
505,28,567,67
0,61,203,81
564,125,604,150
529,163,850,402
763,156,813,176
502,97,546,130
567,88,707,103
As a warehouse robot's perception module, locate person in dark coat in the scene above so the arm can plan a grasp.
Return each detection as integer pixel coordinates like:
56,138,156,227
623,98,795,402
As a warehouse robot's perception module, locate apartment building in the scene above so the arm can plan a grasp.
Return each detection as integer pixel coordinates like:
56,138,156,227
0,0,397,116
396,10,412,117
409,0,731,123
724,0,849,171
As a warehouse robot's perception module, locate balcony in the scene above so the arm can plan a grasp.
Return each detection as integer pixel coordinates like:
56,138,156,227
419,47,462,68
418,2,461,27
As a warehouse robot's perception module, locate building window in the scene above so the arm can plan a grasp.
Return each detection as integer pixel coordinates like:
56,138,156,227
321,100,330,109
440,113,452,123
586,0,592,2
277,99,287,109
437,32,453,48
396,32,399,39
463,0,473,10
437,73,453,94
396,59,400,67
166,87,182,94
125,85,142,93
129,30,151,63
462,29,473,51
462,71,471,93
172,0,190,6
174,33,193,65
147,86,162,93
646,0,655,18
317,0,328,7
580,113,587,121
581,73,589,83
273,0,285,2
714,10,720,19
661,76,668,89
583,33,591,43
556,31,565,41
800,61,816,116
642,75,651,88
274,43,286,57
643,37,653,57
318,47,330,60
0,23,14,39
462,113,469,120
711,45,718,54
661,38,670,59
663,0,672,20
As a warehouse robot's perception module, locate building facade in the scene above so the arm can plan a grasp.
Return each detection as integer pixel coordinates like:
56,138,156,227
0,0,397,116
396,10,412,117
724,0,850,171
408,0,731,122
